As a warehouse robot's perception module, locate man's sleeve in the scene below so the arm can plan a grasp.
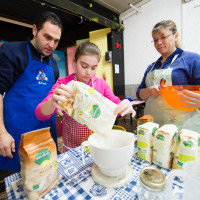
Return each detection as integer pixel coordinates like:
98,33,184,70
0,44,15,95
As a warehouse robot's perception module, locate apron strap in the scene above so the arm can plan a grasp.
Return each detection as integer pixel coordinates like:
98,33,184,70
168,54,179,68
26,41,52,66
150,54,179,72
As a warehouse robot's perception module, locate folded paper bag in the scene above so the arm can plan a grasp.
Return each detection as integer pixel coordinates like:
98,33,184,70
19,127,59,200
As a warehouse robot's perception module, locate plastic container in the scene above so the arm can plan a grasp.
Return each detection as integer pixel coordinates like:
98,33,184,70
166,160,200,200
160,79,200,111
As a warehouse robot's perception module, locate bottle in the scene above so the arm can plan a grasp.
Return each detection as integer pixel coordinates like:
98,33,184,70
137,166,168,200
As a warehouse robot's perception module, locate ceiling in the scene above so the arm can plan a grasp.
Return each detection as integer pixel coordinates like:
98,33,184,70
0,0,148,49
94,0,145,14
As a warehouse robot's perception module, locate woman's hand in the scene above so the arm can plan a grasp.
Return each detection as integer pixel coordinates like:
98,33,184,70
114,99,136,117
149,86,160,97
178,90,200,108
139,86,160,100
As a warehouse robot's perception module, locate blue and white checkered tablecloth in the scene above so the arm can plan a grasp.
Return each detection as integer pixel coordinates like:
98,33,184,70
5,138,183,200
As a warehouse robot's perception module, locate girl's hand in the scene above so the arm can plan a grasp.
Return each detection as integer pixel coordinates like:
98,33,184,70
114,99,136,117
51,84,71,111
178,90,200,108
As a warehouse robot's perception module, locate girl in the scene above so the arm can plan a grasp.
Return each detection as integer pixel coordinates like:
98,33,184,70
36,42,135,152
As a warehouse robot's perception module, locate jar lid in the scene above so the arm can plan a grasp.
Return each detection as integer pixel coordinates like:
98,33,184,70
140,166,166,190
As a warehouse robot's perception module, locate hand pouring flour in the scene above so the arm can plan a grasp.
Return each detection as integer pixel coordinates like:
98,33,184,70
81,130,135,187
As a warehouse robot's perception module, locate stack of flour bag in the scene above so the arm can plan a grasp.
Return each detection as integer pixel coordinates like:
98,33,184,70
137,115,200,169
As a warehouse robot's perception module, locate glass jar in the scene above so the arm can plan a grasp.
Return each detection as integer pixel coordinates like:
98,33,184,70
137,166,168,200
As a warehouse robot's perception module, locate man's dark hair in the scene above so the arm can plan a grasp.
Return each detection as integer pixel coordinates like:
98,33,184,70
34,11,63,33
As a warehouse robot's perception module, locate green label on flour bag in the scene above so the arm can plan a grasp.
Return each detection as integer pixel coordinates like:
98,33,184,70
35,149,51,166
183,140,193,148
138,141,147,148
156,134,165,141
198,137,200,146
19,155,24,165
152,127,157,137
88,104,101,118
33,184,39,191
138,120,145,125
178,153,195,163
87,87,95,95
138,130,145,135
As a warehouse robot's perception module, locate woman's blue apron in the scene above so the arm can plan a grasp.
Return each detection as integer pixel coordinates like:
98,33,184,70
1,42,57,171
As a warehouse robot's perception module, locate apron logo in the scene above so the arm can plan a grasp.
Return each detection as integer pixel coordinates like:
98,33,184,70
169,115,176,123
36,69,48,85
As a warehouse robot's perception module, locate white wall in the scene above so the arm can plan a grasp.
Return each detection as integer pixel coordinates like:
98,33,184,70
182,0,200,53
123,0,200,87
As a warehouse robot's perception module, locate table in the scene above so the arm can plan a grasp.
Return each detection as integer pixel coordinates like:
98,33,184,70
130,100,145,124
5,137,183,200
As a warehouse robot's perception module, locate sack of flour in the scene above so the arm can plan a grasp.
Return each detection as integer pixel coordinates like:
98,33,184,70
19,128,59,200
59,80,117,137
172,129,200,169
137,122,159,162
152,124,178,169
137,115,154,126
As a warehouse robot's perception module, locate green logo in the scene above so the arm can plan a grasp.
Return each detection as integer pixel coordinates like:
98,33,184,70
87,87,95,95
35,149,51,166
177,160,183,167
88,104,101,118
183,140,193,148
156,134,165,141
138,130,145,135
33,184,39,191
19,155,24,166
198,137,200,147
138,121,145,125
174,132,177,137
152,127,157,137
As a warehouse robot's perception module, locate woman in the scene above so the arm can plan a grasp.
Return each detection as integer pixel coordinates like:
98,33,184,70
136,20,200,133
36,42,135,151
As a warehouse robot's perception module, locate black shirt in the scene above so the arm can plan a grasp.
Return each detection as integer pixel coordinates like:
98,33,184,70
0,39,59,95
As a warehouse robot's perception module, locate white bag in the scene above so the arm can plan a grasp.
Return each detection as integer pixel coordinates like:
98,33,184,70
137,122,159,162
59,80,117,137
153,124,178,169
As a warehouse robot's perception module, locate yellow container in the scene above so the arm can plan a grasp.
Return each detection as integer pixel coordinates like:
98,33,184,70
90,125,126,134
112,125,126,132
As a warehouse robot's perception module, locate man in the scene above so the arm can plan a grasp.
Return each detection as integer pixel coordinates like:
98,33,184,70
0,11,63,173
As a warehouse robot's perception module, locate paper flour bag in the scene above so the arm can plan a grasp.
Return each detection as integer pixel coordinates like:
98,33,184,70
59,80,117,137
172,129,200,169
137,122,159,162
153,124,178,169
137,115,154,126
19,128,59,200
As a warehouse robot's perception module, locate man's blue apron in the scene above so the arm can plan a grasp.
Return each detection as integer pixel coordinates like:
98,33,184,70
1,42,57,171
